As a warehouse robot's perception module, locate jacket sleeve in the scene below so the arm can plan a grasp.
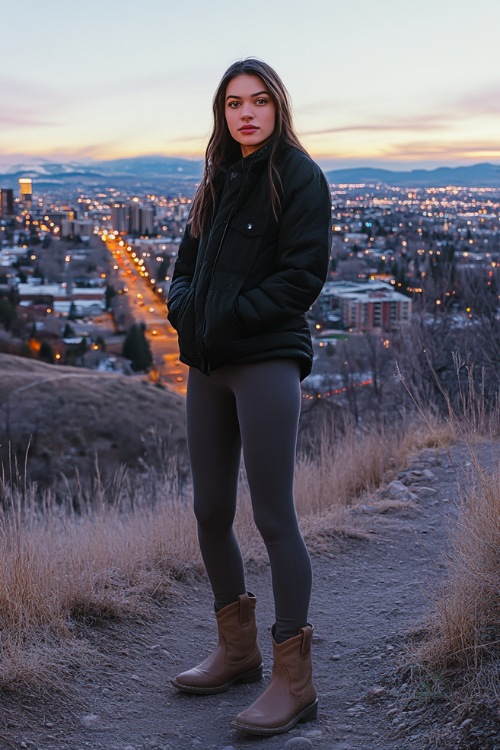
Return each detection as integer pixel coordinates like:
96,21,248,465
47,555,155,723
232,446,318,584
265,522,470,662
166,221,199,329
233,160,331,333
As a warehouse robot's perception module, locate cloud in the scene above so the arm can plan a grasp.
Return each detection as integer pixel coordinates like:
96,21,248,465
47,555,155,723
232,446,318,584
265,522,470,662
167,133,207,143
299,84,500,141
0,76,64,129
300,112,457,138
39,143,129,161
382,139,500,161
459,85,500,116
0,110,59,129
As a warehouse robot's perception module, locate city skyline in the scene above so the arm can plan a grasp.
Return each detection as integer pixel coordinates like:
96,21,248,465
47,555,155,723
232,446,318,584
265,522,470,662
1,0,500,171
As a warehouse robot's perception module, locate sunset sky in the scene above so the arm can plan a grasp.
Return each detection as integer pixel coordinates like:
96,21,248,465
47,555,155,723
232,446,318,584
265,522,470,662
1,0,499,170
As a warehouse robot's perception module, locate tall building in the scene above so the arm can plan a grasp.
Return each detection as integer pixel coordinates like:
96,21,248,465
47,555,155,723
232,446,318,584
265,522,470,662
111,201,155,235
139,205,154,235
19,178,33,208
61,219,93,241
0,188,14,218
128,203,141,234
111,203,128,233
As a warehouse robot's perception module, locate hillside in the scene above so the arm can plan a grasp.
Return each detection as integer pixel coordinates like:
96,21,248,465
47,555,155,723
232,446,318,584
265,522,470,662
0,442,498,748
0,353,186,485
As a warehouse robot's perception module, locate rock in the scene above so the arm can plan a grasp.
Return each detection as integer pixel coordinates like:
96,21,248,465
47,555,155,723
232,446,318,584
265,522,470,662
302,729,323,739
346,703,365,714
422,468,436,480
80,714,101,729
366,685,386,699
415,486,437,495
399,469,423,481
386,480,416,501
284,738,313,749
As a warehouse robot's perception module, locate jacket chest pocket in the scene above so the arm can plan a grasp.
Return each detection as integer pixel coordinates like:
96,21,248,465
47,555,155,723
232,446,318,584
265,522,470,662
218,214,271,277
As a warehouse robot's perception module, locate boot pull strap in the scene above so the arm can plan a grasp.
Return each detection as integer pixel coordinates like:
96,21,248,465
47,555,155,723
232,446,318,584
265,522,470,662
300,625,313,656
238,592,252,626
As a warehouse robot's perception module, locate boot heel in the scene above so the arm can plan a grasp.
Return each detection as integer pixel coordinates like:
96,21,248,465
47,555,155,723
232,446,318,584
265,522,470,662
239,664,263,684
300,699,318,723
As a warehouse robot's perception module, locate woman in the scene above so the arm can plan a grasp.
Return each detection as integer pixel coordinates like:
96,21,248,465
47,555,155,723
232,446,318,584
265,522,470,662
168,58,331,736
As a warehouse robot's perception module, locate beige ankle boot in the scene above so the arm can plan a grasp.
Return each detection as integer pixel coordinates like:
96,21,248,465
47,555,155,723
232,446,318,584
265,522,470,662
171,592,263,695
231,624,317,735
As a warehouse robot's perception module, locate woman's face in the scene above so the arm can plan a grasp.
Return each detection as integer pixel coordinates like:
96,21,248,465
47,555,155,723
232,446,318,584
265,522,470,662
224,74,276,157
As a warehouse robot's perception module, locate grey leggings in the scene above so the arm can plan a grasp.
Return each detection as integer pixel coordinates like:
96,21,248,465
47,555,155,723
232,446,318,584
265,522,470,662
186,359,312,642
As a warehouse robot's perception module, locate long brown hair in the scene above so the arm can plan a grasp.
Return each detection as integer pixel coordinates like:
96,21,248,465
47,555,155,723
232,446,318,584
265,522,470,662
189,58,307,238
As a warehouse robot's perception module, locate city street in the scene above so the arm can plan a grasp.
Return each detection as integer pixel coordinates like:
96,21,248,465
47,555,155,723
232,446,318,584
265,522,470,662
104,233,188,395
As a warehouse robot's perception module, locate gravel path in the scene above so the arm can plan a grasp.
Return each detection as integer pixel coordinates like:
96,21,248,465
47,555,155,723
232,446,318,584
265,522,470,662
1,443,499,750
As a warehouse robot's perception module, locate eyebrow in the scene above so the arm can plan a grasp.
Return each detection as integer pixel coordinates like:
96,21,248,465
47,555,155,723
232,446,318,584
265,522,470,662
225,90,269,100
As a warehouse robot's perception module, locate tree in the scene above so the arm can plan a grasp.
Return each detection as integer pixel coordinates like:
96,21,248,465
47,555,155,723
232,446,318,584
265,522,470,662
39,341,55,364
0,298,16,330
122,323,153,372
156,256,170,281
95,335,106,351
105,284,117,310
76,336,89,362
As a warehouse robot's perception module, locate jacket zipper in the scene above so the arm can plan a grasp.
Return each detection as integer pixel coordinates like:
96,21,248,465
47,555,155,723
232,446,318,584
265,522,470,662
200,164,252,374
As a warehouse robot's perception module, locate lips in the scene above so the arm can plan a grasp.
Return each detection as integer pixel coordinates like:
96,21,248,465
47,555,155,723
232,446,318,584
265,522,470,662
239,126,258,133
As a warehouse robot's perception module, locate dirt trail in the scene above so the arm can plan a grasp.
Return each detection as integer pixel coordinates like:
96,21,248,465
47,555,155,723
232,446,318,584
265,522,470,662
1,443,499,750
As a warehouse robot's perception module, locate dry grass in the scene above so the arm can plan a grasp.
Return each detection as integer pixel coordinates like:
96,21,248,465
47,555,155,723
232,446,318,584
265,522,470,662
412,449,500,715
0,463,201,691
392,372,500,737
0,413,436,692
0,400,497,706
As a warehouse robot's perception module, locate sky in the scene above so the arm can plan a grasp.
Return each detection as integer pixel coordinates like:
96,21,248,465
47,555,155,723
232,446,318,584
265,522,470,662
1,0,500,171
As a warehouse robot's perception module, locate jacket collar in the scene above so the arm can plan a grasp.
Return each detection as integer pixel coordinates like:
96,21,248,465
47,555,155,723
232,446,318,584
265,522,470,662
226,139,273,175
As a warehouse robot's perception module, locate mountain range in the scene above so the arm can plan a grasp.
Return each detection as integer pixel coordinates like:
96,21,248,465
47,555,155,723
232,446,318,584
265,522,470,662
324,162,500,188
0,156,203,191
0,157,499,189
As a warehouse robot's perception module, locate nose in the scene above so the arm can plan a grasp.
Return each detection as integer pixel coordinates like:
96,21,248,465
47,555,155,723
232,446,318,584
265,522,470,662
240,102,253,120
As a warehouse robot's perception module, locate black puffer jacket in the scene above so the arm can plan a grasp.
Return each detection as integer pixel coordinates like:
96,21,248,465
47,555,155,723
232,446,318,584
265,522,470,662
167,143,332,380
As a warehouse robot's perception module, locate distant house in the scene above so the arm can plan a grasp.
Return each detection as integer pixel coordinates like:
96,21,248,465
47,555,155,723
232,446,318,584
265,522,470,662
16,281,106,316
320,280,412,332
0,245,28,268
